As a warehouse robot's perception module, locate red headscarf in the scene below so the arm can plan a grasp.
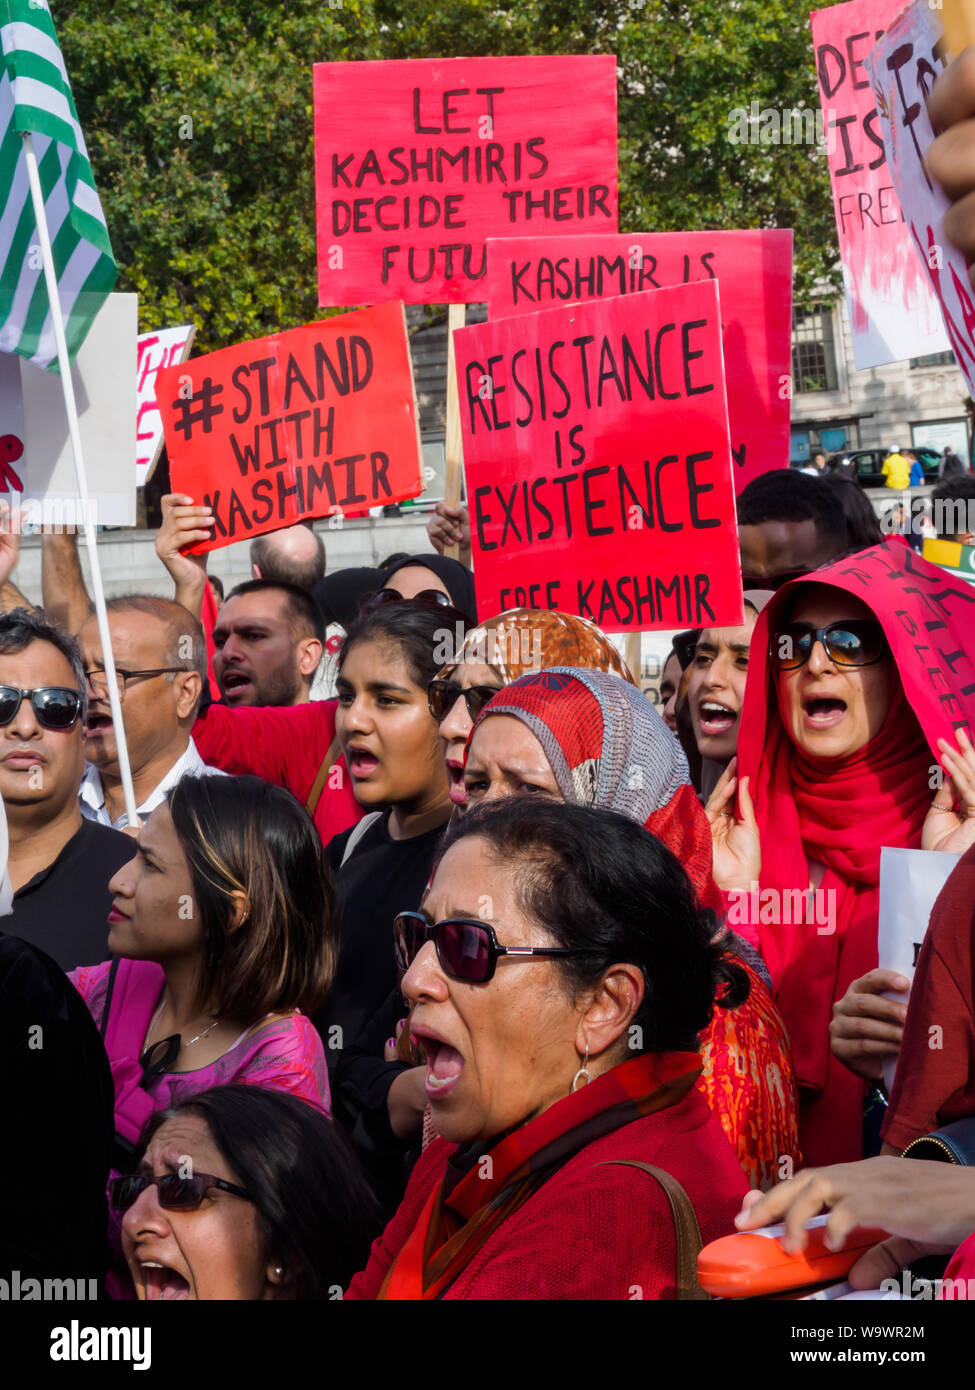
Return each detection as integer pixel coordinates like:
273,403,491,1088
469,667,724,916
736,539,975,1165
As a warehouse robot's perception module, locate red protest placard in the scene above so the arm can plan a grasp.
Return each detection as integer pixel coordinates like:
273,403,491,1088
314,55,618,306
486,230,792,492
157,302,422,552
454,281,743,634
811,0,949,367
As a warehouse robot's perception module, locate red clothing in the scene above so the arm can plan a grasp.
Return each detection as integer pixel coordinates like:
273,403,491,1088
346,1087,749,1300
736,540,975,1166
942,1231,975,1296
882,844,975,1151
192,698,362,847
698,959,800,1189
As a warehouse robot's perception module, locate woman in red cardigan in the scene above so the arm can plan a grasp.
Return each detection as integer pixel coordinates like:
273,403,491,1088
345,797,750,1301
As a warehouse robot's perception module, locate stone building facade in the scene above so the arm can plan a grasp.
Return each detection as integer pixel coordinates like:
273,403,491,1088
789,297,972,464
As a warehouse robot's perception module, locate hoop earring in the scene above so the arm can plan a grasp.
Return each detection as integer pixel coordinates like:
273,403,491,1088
571,1043,591,1093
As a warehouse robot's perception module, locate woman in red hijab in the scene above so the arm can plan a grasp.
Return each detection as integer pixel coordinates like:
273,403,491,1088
707,539,975,1167
463,666,799,1189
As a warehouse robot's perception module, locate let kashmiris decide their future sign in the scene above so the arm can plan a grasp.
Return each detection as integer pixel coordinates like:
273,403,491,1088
454,279,744,633
155,301,422,551
313,55,618,304
485,229,793,491
811,0,950,368
866,0,975,395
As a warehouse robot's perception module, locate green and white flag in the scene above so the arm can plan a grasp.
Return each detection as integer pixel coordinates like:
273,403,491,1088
0,0,116,371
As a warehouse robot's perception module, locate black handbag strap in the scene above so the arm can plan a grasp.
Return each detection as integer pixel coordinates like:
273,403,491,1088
99,956,120,1040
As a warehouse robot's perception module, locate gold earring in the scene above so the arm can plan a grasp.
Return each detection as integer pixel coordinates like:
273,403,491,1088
571,1043,591,1092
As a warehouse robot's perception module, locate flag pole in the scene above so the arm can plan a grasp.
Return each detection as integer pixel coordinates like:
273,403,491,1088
20,130,139,826
443,303,466,562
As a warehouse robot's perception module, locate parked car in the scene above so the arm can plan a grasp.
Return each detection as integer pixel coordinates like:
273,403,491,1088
825,446,940,488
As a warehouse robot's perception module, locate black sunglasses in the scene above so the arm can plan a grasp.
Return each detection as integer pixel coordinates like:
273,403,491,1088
394,909,595,984
370,588,474,627
0,685,82,730
108,1172,253,1213
427,677,501,723
770,621,888,672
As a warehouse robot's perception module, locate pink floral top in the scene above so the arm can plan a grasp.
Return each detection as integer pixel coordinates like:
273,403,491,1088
70,960,330,1114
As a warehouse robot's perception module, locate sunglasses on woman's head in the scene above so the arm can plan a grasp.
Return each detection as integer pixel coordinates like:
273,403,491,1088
769,621,887,672
0,686,82,730
108,1172,253,1213
394,909,595,984
427,677,501,723
370,588,474,628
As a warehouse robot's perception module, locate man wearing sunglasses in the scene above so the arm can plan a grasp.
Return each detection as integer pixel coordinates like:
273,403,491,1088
737,470,850,592
0,609,135,970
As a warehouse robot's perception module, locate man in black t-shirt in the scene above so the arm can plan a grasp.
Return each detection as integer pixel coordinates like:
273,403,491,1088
0,610,134,971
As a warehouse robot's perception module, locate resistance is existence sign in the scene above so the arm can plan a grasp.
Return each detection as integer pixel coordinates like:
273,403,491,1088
454,280,744,633
314,54,618,304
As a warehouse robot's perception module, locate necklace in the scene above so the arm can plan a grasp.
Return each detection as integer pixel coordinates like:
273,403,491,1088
144,994,220,1053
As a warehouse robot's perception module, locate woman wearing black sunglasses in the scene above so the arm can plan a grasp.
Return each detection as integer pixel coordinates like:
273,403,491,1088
380,553,476,624
705,541,975,1171
115,1086,380,1300
345,798,750,1301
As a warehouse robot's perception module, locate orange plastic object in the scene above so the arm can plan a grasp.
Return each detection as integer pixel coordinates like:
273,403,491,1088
697,1219,891,1298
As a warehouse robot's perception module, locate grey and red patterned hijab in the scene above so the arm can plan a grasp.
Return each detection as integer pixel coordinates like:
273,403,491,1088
469,666,723,915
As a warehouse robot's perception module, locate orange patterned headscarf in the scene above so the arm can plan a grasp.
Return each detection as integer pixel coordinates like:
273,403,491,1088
447,608,635,685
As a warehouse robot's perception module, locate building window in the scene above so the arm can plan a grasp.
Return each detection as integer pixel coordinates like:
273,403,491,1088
909,351,955,368
792,303,839,392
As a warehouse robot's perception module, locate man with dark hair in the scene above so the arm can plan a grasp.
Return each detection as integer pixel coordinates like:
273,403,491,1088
212,578,324,707
250,522,326,591
930,476,975,544
737,469,850,589
0,609,134,969
77,595,224,829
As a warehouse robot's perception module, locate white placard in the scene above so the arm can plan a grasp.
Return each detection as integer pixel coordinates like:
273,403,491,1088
5,292,138,528
878,845,961,1092
136,324,196,486
865,2,975,391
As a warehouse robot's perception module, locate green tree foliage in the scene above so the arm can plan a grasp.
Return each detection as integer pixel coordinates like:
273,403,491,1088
57,0,837,352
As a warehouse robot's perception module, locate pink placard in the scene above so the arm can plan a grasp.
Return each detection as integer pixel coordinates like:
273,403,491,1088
866,0,975,394
454,280,744,634
314,55,618,305
486,230,792,491
811,0,949,367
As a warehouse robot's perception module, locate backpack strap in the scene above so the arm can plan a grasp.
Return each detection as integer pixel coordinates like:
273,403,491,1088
597,1160,710,1301
102,958,166,1061
99,956,120,1040
340,811,384,867
305,735,342,818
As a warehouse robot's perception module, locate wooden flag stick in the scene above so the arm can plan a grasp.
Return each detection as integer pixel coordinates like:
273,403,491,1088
21,131,139,826
943,0,975,56
625,631,642,686
443,303,466,562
